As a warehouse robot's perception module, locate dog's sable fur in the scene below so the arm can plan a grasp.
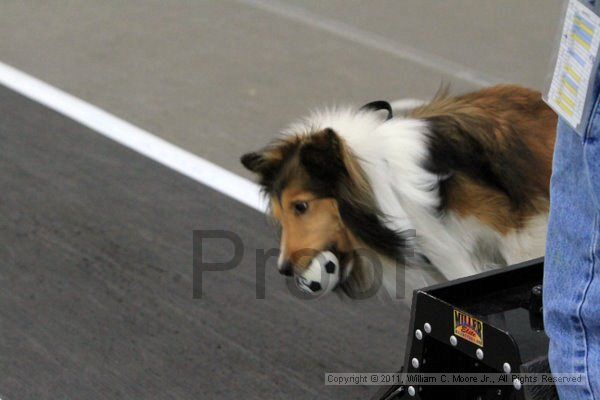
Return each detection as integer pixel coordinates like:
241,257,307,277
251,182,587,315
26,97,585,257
241,85,556,298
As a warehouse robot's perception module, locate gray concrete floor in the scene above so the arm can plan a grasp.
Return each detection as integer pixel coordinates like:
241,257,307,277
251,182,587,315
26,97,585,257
0,86,404,400
0,0,563,177
0,1,566,399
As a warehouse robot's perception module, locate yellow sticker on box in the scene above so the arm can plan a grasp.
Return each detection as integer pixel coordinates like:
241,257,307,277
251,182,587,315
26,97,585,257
453,309,484,347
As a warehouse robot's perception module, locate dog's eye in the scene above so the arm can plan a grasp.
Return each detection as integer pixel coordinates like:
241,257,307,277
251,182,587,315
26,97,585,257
293,201,309,215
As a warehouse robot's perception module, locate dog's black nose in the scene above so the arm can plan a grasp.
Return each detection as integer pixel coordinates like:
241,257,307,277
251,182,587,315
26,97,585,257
278,261,294,276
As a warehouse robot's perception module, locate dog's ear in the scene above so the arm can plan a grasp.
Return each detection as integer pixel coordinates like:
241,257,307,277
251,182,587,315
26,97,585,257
241,148,284,191
240,148,282,176
299,128,345,182
241,151,267,173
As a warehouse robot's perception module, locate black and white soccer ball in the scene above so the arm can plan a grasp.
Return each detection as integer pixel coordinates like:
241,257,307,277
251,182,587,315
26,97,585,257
295,251,340,295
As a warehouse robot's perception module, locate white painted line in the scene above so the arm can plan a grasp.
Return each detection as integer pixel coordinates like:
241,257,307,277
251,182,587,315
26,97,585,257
0,61,267,213
236,0,501,88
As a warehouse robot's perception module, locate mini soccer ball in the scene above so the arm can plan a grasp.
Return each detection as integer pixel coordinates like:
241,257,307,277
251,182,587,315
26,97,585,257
295,251,340,295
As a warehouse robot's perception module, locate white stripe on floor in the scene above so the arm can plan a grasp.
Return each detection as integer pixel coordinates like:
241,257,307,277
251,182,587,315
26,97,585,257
0,61,267,213
236,0,500,88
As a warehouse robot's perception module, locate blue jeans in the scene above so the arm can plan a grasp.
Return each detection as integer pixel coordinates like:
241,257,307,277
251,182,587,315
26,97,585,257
545,103,600,397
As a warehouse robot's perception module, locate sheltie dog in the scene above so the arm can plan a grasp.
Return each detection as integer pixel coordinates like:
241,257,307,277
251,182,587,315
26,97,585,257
241,85,556,299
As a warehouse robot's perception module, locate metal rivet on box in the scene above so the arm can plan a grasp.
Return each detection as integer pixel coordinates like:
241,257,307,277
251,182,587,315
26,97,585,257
411,358,419,369
503,362,511,374
415,329,423,340
513,378,522,390
450,335,458,346
408,386,416,396
424,322,432,333
476,348,484,360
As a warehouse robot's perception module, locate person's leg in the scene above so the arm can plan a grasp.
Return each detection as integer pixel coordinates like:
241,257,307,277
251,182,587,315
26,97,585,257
545,115,600,399
581,107,600,396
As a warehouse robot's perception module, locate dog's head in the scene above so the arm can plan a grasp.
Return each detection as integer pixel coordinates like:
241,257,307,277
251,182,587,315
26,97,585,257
241,122,406,295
